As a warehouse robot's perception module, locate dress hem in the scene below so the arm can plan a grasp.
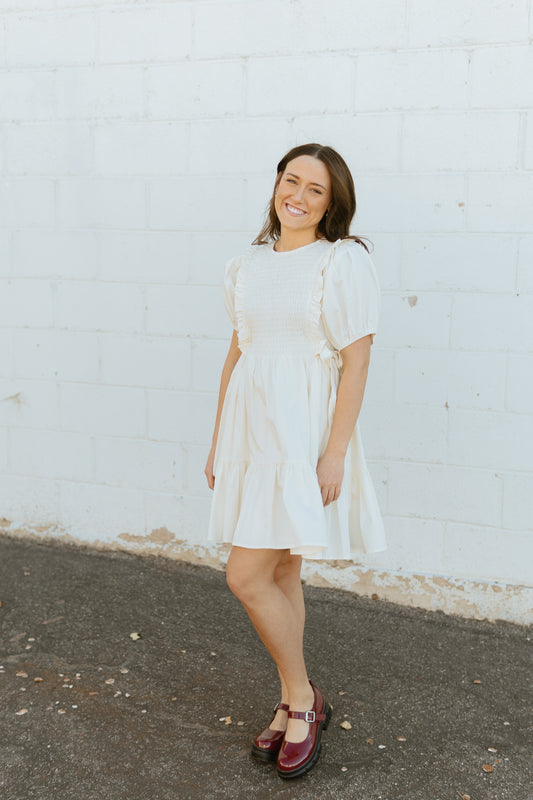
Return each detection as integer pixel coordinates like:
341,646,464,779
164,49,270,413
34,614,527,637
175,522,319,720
206,536,388,560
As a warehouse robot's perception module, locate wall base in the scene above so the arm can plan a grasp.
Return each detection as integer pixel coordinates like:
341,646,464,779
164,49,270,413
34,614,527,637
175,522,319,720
1,520,531,627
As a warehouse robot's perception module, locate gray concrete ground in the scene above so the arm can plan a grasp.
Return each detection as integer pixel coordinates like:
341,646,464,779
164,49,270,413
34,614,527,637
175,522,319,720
0,533,531,800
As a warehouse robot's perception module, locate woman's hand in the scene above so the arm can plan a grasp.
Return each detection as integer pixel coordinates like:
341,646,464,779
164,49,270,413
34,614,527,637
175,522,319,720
205,444,216,490
316,450,345,506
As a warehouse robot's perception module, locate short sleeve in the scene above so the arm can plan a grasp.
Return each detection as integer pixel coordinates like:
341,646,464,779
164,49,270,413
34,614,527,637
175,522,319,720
321,241,381,351
222,255,239,330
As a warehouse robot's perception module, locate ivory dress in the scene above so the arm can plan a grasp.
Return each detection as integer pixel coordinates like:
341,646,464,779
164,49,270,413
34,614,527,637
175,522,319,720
207,236,387,559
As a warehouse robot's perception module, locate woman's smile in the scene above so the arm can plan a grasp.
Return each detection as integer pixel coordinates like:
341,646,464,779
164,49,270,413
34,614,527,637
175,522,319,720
285,202,307,217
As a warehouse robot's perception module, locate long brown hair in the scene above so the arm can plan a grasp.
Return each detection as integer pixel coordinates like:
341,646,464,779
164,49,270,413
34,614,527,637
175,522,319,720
251,143,373,253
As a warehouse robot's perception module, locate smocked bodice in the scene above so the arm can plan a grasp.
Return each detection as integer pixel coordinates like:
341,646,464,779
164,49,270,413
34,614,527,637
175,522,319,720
243,240,327,357
235,238,344,365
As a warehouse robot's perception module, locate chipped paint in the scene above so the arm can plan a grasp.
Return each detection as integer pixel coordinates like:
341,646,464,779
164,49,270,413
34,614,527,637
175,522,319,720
119,527,174,546
299,560,533,624
2,523,531,625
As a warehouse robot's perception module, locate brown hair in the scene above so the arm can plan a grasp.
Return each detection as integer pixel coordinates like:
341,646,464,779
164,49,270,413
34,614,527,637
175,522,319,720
251,143,373,253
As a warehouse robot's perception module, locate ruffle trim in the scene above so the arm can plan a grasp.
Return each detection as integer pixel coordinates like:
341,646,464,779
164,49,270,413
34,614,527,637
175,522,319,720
233,246,255,356
305,238,353,425
208,456,388,558
208,458,328,552
306,237,352,367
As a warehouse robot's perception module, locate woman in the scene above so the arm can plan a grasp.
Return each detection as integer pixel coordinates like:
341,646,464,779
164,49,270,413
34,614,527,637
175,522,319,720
204,143,387,779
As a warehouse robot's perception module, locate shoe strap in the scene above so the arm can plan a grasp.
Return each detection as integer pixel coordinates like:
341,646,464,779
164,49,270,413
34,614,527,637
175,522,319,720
287,709,326,723
274,702,289,712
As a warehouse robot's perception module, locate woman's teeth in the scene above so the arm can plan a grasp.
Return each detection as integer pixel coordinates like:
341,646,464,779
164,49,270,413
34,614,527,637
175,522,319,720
286,203,306,216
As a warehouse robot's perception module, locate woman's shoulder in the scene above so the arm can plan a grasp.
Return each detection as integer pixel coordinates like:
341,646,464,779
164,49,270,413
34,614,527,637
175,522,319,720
322,238,379,301
324,237,372,272
329,236,369,252
329,237,374,266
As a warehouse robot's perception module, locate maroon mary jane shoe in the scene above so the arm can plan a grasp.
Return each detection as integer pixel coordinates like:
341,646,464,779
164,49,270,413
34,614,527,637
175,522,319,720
250,702,289,762
276,682,332,779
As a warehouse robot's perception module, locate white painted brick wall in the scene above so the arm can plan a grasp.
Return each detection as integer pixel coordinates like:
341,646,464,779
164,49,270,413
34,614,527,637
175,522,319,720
7,122,93,175
5,11,97,67
1,0,532,620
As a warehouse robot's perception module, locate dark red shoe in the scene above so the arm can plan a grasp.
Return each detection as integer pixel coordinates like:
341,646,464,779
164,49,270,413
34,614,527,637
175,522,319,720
250,702,289,762
276,682,332,779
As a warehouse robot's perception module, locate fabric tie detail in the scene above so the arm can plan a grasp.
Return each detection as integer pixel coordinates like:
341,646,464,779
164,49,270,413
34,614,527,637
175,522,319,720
314,341,342,427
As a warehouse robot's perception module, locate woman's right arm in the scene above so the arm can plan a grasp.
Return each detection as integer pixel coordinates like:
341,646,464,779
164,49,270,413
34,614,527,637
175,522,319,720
205,329,241,488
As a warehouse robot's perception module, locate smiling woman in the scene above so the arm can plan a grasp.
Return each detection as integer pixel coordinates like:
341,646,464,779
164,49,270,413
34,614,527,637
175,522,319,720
272,158,331,247
253,142,372,254
204,143,385,780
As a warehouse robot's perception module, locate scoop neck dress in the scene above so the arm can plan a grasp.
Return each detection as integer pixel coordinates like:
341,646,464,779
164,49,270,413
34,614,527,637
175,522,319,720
207,236,387,559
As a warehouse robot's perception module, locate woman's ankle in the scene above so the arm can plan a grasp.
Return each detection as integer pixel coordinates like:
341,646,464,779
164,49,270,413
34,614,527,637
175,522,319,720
270,706,288,731
288,682,314,709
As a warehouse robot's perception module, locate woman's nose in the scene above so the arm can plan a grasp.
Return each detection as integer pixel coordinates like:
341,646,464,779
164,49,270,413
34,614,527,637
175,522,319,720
292,186,305,203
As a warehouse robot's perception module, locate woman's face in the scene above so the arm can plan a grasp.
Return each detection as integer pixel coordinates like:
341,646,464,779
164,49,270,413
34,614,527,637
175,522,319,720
274,155,332,236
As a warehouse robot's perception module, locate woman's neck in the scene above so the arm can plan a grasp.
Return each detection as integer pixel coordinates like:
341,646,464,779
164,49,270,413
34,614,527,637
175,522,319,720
274,229,322,252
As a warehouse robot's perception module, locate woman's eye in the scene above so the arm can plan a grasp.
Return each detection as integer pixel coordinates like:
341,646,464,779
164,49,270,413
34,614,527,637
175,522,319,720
285,178,322,194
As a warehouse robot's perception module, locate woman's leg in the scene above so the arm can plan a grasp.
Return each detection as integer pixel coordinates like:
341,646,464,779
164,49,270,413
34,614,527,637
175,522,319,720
269,553,305,730
226,546,314,743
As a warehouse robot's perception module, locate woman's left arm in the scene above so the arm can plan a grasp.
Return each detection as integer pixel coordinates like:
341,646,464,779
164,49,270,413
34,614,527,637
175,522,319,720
316,334,372,506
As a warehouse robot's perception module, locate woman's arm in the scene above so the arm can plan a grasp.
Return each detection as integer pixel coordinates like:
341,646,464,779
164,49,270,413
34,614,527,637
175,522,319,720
316,334,372,506
324,334,372,456
205,330,241,490
211,329,242,450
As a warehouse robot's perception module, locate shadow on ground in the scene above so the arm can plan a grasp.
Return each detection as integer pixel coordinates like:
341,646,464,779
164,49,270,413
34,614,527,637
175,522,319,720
0,534,531,800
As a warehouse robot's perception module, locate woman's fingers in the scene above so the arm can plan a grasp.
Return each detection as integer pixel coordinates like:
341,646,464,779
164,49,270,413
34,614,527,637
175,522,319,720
322,484,341,506
204,464,215,490
316,452,344,505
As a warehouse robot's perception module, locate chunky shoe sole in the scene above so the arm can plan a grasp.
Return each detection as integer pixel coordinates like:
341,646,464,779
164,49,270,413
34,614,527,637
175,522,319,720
250,742,281,762
276,702,333,779
250,702,289,762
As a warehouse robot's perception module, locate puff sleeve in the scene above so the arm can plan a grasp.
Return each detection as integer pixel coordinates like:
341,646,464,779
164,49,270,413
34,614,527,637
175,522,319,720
222,255,239,330
321,241,381,351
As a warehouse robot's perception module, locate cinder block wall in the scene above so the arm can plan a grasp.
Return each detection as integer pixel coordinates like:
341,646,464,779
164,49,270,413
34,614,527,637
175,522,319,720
0,0,532,623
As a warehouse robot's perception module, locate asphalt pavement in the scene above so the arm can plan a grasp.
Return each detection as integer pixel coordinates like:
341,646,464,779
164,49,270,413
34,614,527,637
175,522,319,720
0,533,531,800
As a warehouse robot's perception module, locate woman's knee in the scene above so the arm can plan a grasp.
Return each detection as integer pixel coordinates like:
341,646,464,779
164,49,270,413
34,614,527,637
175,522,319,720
225,561,250,599
226,566,266,605
226,548,279,603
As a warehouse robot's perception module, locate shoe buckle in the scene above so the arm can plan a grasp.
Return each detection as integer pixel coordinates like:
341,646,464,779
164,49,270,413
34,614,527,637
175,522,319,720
304,711,315,722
